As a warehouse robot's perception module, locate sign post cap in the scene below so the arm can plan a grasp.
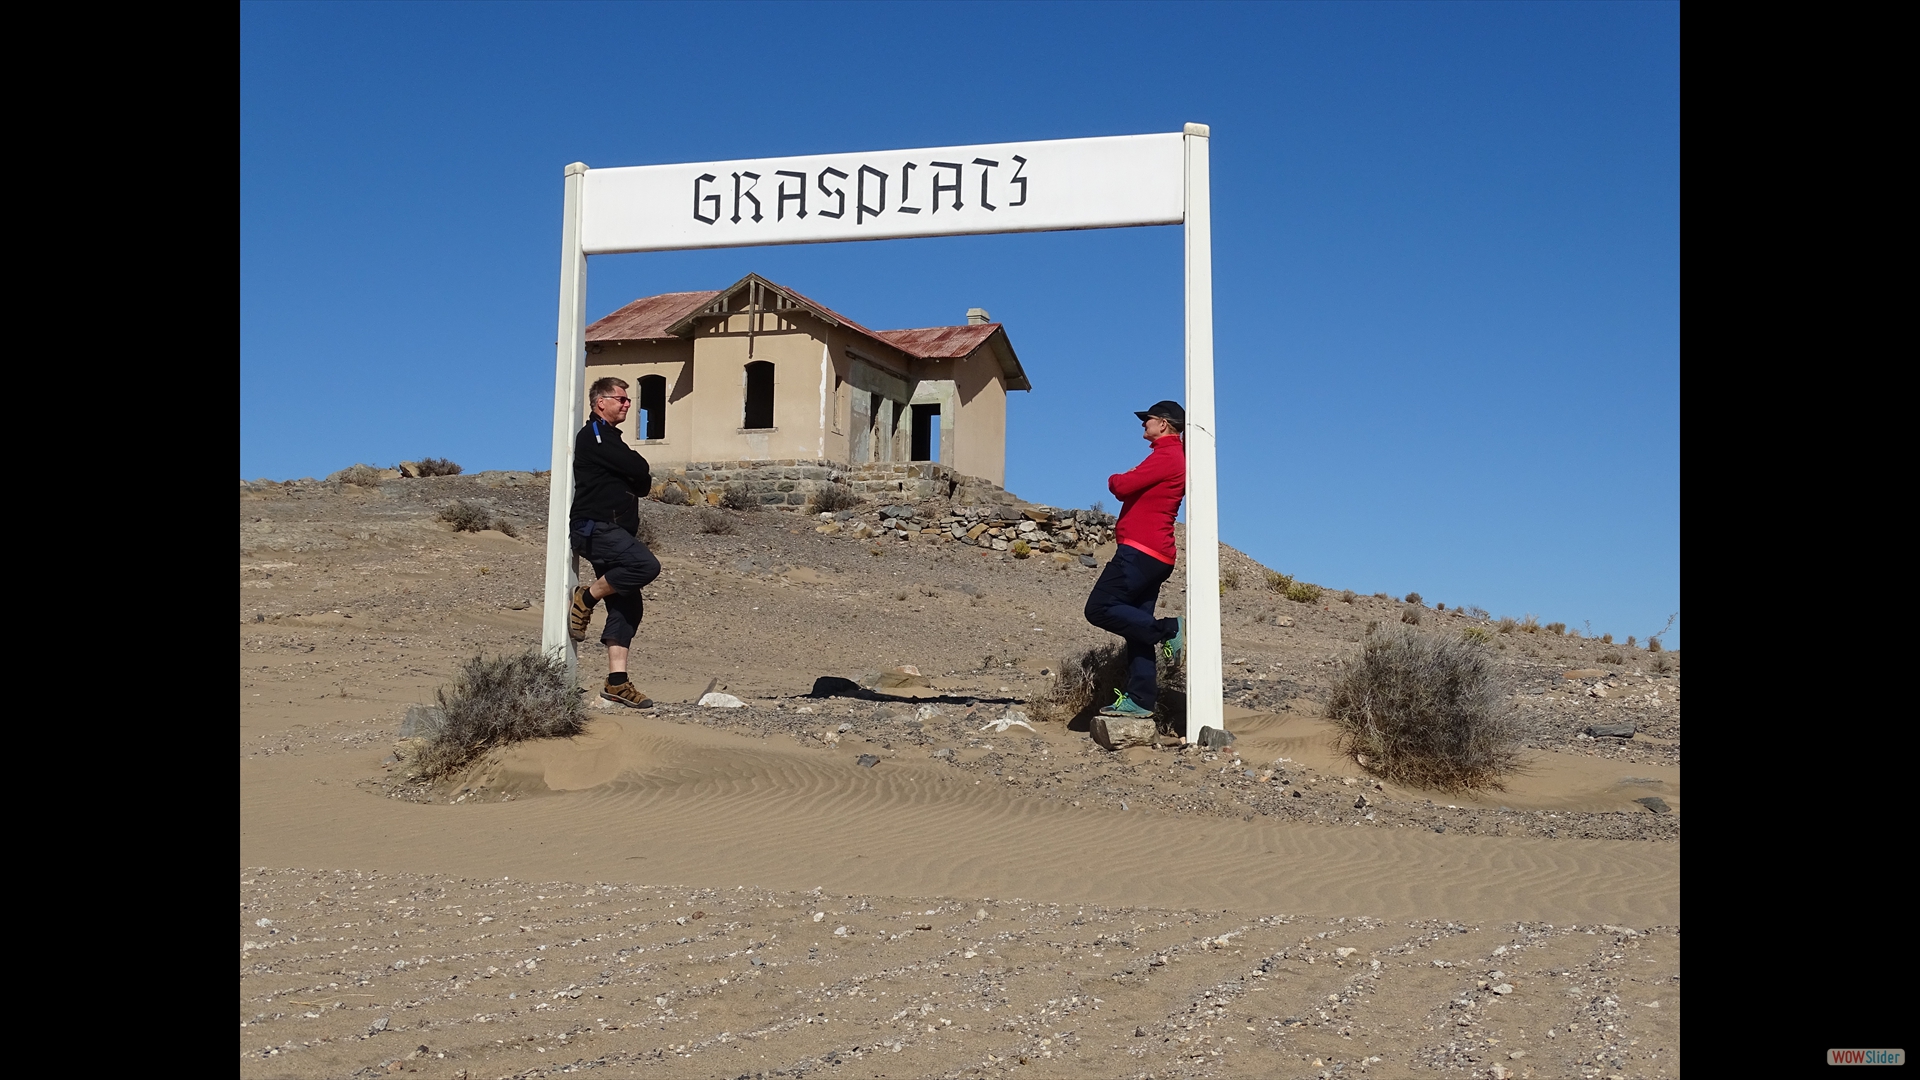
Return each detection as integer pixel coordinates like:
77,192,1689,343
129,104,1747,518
1183,123,1210,137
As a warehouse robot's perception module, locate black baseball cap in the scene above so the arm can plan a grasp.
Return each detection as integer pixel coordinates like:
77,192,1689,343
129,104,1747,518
1133,400,1185,426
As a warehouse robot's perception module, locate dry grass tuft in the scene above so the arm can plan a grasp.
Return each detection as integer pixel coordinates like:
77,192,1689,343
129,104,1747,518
1521,614,1541,634
1546,621,1567,636
1034,642,1185,734
412,649,585,779
1265,570,1293,593
415,457,462,477
1010,540,1032,559
1400,605,1423,625
1340,589,1356,604
1404,592,1423,606
1284,580,1323,604
1221,568,1241,590
1600,651,1624,665
810,483,863,513
438,500,493,533
719,482,761,512
1326,625,1521,791
333,463,385,487
696,508,738,535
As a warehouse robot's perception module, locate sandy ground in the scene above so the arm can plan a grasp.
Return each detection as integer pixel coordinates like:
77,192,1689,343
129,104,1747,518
241,474,1680,1079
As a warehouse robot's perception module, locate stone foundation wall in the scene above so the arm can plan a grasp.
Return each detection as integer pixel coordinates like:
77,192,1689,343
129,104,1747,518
653,460,1018,510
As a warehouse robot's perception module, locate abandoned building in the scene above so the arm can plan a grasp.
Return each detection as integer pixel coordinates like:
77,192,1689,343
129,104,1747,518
581,274,1029,502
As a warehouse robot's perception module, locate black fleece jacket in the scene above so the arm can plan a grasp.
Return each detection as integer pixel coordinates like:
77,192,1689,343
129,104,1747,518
569,417,651,534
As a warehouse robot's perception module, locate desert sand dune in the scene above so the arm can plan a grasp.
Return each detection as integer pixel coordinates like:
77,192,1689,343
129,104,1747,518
240,474,1679,1078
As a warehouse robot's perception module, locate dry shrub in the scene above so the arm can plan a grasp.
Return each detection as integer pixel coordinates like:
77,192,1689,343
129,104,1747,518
1284,580,1323,604
1497,616,1517,634
1326,624,1520,791
1601,632,1614,644
656,481,692,506
1404,592,1423,605
719,482,761,511
1340,589,1356,604
1265,570,1293,592
1221,568,1241,590
1400,605,1423,625
494,518,519,538
1462,625,1493,643
1626,635,1637,648
438,500,492,533
1010,540,1032,559
416,457,462,477
1034,641,1184,734
1373,591,1390,600
1646,637,1664,654
1600,651,1625,665
412,649,585,779
1521,614,1541,634
1546,621,1567,636
810,483,863,513
332,463,384,487
697,508,738,535
1653,652,1674,674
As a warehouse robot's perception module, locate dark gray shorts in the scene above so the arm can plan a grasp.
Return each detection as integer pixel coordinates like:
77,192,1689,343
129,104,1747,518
571,522,661,648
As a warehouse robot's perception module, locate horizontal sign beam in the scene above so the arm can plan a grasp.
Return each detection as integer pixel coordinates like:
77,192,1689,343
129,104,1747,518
580,132,1185,255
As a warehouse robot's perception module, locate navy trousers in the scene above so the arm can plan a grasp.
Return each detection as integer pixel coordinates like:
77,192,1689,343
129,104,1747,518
571,522,661,648
1083,545,1179,708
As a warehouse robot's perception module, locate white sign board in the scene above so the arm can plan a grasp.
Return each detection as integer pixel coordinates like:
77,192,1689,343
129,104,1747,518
580,133,1185,254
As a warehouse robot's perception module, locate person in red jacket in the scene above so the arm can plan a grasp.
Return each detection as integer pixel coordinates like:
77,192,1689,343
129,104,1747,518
1083,400,1187,722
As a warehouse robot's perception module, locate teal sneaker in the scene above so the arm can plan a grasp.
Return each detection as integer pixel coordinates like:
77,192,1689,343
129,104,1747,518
1160,617,1186,664
1099,690,1155,718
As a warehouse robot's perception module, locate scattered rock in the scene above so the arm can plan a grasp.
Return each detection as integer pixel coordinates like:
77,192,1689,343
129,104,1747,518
1353,793,1370,809
930,748,955,760
856,754,880,768
874,665,932,689
1586,722,1635,739
698,692,747,708
1078,555,1098,568
1491,983,1514,994
1197,726,1236,749
369,1016,390,1033
1634,796,1670,813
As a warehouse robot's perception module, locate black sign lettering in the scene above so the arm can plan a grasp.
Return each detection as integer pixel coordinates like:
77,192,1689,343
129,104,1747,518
775,170,807,220
694,173,721,224
689,154,1033,228
857,165,888,224
929,161,963,212
973,158,998,211
732,172,763,224
817,168,847,219
897,162,922,214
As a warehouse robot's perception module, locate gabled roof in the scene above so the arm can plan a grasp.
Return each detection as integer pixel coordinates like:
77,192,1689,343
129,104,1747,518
584,290,720,342
585,274,1029,390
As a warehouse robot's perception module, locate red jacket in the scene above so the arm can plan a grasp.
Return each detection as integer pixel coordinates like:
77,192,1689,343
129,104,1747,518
1109,434,1185,564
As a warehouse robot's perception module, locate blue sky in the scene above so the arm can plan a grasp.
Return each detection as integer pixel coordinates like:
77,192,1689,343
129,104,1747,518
241,1,1679,646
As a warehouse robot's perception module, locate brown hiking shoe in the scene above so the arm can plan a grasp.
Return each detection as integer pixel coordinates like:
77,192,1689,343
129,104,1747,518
600,680,654,709
567,585,594,642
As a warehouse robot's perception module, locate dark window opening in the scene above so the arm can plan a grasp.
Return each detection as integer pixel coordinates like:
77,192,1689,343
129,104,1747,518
744,361,775,429
911,403,941,462
637,374,667,440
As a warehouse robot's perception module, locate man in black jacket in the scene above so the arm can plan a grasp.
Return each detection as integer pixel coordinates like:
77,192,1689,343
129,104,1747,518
568,376,662,708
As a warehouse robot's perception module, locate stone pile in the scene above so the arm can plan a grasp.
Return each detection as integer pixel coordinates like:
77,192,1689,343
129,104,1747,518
817,502,1115,555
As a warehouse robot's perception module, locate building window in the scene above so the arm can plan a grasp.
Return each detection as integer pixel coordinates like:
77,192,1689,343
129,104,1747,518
637,374,667,440
743,361,775,429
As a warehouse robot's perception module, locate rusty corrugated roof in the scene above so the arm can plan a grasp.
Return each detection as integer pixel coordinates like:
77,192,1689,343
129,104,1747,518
876,324,1001,358
585,290,721,342
585,275,1028,389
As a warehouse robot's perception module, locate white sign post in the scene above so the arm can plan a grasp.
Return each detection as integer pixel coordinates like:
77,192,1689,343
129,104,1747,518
544,125,1222,741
